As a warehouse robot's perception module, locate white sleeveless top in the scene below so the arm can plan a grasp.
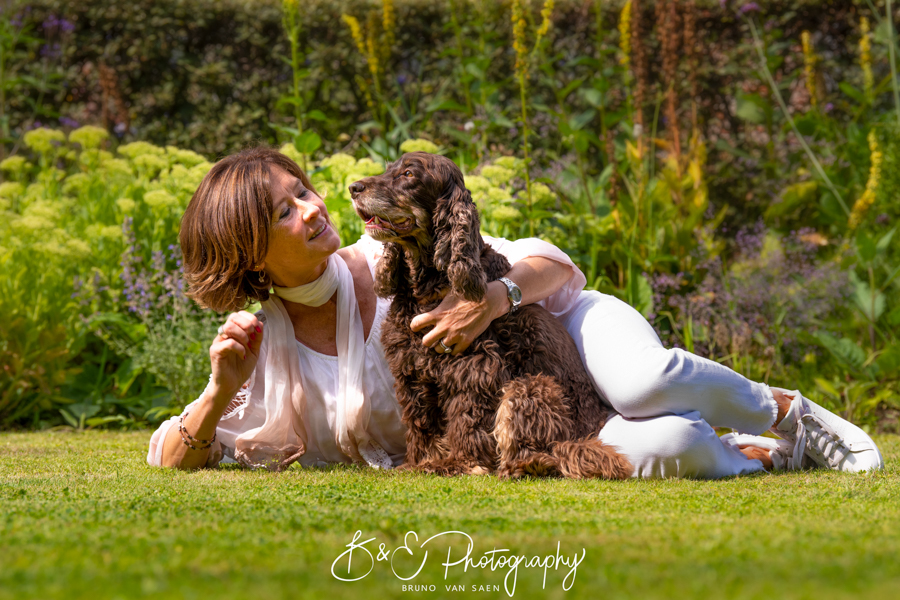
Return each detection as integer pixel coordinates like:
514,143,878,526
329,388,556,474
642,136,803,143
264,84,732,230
147,235,585,469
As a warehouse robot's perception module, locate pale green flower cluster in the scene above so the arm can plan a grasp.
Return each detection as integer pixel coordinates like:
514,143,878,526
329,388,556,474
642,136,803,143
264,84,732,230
143,189,179,211
23,128,66,155
116,197,136,213
62,173,92,196
399,138,440,154
85,223,124,240
69,125,109,150
166,146,207,168
133,153,169,177
117,141,166,159
0,155,30,175
311,151,384,204
0,181,25,199
464,156,559,238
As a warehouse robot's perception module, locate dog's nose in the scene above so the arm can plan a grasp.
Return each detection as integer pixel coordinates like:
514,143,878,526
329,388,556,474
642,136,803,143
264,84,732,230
349,181,365,196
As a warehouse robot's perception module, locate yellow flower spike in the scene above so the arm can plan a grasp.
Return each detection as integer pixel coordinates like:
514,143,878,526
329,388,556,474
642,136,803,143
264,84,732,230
511,0,527,77
342,14,367,56
535,0,555,45
366,29,380,81
382,0,395,52
849,130,882,229
860,17,874,103
801,31,817,108
618,0,632,68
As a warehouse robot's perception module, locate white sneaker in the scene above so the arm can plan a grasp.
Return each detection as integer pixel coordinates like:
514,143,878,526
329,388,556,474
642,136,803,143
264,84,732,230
771,389,885,473
720,432,813,471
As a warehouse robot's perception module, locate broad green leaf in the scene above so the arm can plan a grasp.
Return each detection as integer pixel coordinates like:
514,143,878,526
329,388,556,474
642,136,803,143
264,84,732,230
876,227,896,255
839,82,865,103
736,94,767,124
765,181,818,219
569,109,596,132
814,331,867,372
465,63,485,80
853,278,885,322
856,230,877,263
795,115,818,136
425,99,469,113
295,130,322,154
628,273,654,318
582,88,604,108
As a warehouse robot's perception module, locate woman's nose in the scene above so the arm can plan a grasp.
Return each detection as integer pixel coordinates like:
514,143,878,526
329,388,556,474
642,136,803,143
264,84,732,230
298,199,321,221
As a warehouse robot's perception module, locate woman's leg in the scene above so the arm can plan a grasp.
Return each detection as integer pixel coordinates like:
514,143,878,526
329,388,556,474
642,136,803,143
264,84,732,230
599,412,765,479
562,291,778,435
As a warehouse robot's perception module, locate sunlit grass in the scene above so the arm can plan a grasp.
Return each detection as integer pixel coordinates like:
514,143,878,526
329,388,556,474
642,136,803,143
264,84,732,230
1,431,898,600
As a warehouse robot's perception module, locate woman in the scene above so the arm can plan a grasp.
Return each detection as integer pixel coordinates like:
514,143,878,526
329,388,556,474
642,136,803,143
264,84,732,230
148,147,884,477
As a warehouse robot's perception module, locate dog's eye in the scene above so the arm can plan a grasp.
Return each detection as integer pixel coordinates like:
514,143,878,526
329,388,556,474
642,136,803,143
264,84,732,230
403,170,413,177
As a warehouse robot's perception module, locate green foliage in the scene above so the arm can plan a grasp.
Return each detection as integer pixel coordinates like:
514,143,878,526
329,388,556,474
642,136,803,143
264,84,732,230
0,128,213,427
0,1,898,430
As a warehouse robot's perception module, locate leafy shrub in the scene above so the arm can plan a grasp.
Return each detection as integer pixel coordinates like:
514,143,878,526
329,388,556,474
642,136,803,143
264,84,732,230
0,126,212,427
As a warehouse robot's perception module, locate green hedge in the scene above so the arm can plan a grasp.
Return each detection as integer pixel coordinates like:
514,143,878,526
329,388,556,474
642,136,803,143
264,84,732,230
9,0,886,162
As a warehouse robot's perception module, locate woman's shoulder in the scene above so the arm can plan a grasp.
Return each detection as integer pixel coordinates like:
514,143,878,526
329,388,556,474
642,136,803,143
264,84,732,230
338,235,383,277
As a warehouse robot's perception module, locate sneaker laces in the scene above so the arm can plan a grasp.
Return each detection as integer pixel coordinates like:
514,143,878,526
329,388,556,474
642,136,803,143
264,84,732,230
791,412,850,469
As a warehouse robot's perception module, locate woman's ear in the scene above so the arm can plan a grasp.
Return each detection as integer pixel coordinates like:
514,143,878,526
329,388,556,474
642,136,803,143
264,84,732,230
432,183,487,301
374,242,405,298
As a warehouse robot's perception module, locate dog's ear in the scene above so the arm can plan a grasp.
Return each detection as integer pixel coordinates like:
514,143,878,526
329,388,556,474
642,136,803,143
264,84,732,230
374,242,405,298
432,176,487,301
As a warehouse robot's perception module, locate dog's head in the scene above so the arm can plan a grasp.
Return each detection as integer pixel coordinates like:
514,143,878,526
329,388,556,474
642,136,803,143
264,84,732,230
350,152,486,301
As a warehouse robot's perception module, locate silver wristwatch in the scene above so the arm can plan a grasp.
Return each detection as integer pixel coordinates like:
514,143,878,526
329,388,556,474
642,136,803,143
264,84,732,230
498,277,522,314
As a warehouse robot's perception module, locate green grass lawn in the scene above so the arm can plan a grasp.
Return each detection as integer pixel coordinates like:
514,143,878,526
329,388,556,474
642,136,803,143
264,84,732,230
1,431,898,600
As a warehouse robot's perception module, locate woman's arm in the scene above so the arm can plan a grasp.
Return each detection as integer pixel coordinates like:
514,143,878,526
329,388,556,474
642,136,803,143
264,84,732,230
156,311,264,470
411,237,583,354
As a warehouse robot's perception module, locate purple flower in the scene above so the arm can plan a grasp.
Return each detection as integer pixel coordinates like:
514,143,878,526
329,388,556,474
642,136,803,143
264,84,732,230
40,43,62,59
59,116,79,128
739,3,760,14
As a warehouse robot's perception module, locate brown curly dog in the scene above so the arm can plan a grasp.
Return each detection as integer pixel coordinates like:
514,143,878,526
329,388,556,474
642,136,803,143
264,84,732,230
349,152,631,480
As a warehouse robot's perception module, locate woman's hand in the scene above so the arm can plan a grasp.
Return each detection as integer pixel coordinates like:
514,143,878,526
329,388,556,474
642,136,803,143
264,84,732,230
209,311,264,402
410,281,508,355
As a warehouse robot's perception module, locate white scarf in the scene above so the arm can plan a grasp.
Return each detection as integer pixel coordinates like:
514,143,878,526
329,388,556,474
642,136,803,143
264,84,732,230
232,253,391,471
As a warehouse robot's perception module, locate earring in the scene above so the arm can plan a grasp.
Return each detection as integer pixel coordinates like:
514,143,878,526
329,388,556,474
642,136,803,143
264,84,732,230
258,271,265,284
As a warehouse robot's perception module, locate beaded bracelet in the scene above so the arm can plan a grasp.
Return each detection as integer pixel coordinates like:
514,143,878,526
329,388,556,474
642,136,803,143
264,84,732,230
178,411,216,450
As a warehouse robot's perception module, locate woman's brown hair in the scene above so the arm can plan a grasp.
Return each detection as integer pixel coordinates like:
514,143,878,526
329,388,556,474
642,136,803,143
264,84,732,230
179,147,317,312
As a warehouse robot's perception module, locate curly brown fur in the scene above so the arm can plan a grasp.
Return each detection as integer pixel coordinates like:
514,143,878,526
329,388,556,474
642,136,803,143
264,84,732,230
350,152,630,480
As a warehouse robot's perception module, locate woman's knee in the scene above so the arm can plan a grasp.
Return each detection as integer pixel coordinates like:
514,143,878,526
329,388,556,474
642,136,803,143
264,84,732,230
602,413,723,478
597,347,688,413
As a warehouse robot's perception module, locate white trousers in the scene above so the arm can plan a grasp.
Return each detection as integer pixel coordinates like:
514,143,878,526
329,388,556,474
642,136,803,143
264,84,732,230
561,291,779,479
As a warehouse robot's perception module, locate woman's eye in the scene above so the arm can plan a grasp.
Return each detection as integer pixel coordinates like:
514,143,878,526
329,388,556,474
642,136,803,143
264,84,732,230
297,189,308,199
279,206,291,220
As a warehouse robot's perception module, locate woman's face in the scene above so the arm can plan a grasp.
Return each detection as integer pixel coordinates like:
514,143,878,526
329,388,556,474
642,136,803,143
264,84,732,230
260,166,341,288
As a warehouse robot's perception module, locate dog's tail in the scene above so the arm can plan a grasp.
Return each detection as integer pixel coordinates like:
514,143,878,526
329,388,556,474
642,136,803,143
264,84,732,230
551,438,632,480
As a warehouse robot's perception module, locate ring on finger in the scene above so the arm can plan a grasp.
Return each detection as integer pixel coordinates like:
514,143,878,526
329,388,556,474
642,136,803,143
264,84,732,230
217,325,228,338
438,339,452,354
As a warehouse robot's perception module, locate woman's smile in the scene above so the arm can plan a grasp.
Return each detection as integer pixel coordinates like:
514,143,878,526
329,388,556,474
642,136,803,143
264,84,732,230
309,221,329,241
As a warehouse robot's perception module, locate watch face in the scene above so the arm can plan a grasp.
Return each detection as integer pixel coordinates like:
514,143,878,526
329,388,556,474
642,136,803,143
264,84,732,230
509,286,522,303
